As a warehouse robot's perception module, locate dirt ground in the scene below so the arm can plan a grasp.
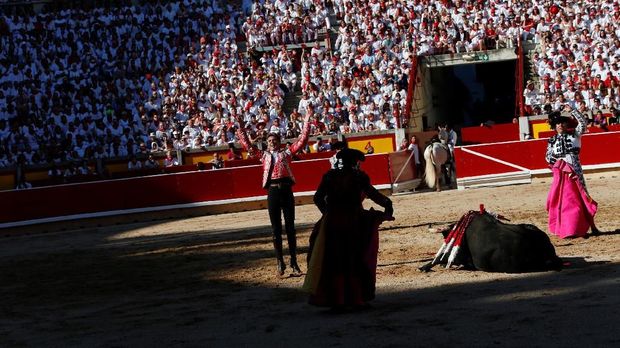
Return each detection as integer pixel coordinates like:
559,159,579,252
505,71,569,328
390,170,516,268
1,172,620,347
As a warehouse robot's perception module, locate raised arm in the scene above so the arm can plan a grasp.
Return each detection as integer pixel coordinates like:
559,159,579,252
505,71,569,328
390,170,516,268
288,107,313,154
570,109,588,135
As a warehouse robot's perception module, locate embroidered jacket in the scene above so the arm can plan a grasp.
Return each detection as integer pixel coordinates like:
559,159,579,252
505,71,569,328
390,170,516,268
545,109,587,166
545,109,588,188
237,121,311,188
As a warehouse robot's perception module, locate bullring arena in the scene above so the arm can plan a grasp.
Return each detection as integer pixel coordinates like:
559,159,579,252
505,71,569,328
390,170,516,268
5,0,620,346
2,169,620,346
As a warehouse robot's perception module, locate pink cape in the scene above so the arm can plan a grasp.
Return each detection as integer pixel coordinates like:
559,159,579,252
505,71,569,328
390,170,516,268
546,160,598,238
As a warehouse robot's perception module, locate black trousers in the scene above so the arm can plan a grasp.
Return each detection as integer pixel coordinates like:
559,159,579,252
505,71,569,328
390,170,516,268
267,184,296,260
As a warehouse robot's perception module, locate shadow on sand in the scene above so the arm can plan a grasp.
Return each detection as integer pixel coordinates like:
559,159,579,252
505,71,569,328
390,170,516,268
1,220,619,347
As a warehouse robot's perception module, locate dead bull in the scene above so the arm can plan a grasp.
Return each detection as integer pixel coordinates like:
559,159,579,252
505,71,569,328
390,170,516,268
421,211,562,273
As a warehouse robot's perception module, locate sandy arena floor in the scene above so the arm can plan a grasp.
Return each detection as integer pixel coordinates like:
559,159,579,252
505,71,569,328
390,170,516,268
1,172,620,347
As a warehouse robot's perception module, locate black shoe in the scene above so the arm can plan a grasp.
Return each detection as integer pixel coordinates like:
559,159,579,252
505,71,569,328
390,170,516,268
276,260,286,278
290,261,302,277
591,227,601,236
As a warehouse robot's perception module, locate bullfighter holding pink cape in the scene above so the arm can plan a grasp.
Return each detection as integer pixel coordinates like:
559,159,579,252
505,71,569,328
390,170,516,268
303,148,394,310
545,109,599,238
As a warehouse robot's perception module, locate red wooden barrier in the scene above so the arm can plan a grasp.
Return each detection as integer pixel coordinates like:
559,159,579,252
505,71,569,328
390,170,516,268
460,123,520,145
223,158,261,168
455,131,620,183
0,154,392,226
538,125,620,139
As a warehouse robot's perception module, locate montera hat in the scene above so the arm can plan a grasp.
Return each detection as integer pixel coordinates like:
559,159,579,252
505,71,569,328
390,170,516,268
548,111,572,127
335,148,366,169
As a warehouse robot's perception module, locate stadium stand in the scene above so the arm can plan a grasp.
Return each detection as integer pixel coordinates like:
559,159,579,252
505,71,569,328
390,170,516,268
2,0,620,189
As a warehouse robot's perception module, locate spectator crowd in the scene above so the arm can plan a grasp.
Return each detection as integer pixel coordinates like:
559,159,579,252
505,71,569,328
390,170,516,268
2,0,620,174
523,0,620,129
242,0,328,47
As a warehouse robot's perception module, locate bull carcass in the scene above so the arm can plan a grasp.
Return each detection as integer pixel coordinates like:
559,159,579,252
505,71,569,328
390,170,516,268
421,210,562,273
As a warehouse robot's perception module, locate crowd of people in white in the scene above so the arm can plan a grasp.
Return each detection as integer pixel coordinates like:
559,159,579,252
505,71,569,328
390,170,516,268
523,0,620,129
0,0,245,170
1,0,620,174
242,0,328,47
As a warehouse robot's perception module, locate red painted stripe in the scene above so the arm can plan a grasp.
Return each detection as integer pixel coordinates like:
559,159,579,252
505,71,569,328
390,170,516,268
454,148,525,177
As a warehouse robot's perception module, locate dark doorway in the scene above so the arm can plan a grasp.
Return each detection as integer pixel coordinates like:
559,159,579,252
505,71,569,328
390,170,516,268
431,60,517,128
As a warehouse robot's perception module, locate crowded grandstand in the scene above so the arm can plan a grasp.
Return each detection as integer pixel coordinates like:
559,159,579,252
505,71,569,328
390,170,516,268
1,0,619,188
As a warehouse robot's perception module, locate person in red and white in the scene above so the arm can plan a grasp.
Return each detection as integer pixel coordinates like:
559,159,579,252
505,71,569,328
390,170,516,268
236,106,313,278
